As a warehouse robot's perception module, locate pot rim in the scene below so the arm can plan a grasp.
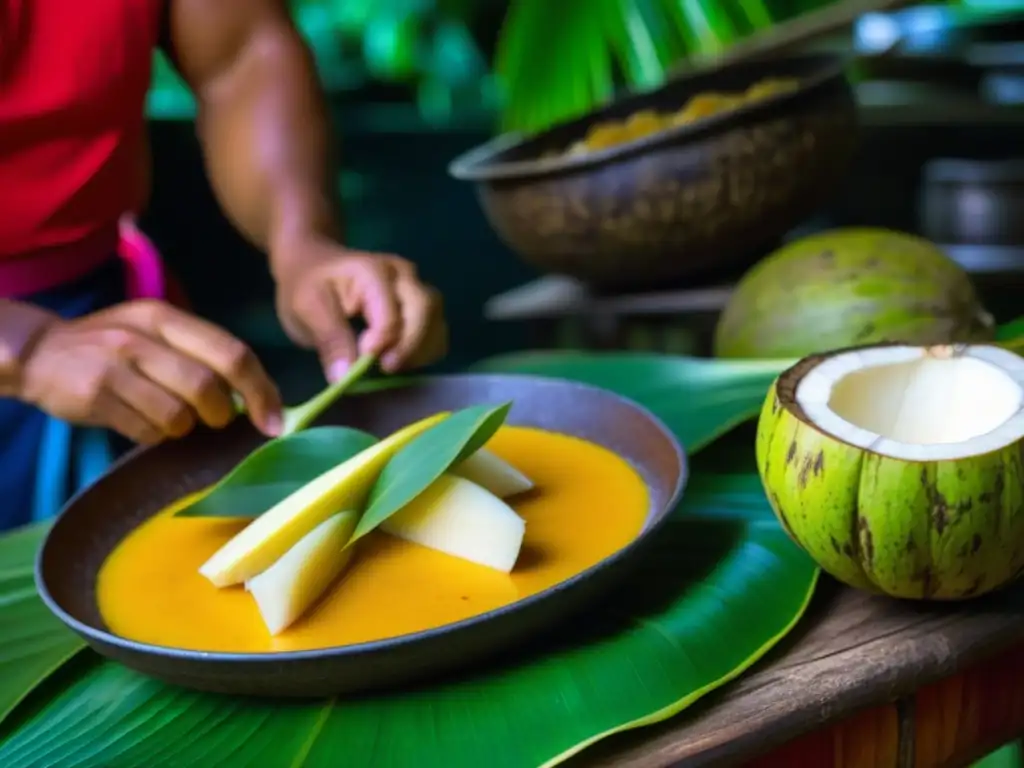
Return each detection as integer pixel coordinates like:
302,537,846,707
448,53,853,184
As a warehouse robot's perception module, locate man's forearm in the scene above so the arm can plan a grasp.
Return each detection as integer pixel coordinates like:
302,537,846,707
172,3,342,277
0,301,59,397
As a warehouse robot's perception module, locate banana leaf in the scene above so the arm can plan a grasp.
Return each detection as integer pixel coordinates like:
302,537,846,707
972,742,1024,768
997,316,1024,355
473,351,793,451
0,526,83,725
0,355,817,768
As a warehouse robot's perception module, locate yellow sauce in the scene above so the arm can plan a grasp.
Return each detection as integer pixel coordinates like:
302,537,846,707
97,425,650,653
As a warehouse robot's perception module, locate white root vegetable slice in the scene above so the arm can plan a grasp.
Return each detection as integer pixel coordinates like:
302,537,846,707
453,447,534,498
246,509,358,636
382,474,525,573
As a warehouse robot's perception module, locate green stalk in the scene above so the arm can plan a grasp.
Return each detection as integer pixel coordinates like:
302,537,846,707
233,354,378,436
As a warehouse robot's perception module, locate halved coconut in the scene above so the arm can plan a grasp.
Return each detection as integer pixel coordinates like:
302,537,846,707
756,343,1024,600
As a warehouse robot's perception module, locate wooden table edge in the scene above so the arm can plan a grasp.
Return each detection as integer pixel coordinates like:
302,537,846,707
576,584,1024,767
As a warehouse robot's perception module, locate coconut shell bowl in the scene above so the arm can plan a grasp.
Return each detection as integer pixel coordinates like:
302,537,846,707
449,53,859,291
35,374,685,698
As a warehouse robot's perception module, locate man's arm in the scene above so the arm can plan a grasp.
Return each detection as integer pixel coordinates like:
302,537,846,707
163,0,338,279
163,0,448,376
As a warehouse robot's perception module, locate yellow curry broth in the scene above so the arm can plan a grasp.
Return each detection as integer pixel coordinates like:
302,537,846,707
97,425,649,653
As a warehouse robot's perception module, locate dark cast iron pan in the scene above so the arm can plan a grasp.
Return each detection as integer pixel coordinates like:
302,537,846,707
35,374,686,698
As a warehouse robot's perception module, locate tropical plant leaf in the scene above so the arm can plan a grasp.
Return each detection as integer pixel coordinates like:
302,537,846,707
494,0,836,133
349,402,512,542
0,524,84,725
998,317,1024,340
737,0,775,32
175,427,379,518
996,316,1024,354
0,356,818,767
472,351,790,451
970,741,1024,768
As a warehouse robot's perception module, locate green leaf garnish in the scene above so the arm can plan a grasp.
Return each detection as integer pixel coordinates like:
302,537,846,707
230,354,377,436
281,355,377,435
347,402,512,544
179,355,379,518
175,427,379,518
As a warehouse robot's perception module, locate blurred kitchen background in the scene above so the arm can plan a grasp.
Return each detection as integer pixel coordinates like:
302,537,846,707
141,0,1024,400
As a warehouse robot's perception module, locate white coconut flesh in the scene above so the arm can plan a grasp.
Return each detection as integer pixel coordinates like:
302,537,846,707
794,345,1024,461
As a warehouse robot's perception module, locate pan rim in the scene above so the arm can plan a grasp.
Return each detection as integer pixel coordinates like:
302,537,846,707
34,373,687,667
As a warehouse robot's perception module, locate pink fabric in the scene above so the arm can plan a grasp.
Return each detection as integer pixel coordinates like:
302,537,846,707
116,217,190,310
117,216,165,301
0,214,185,306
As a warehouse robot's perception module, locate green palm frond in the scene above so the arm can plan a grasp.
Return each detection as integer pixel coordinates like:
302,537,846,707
495,0,833,134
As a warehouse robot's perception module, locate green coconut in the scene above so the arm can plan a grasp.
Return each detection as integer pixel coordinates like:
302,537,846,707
756,342,1024,599
715,228,995,359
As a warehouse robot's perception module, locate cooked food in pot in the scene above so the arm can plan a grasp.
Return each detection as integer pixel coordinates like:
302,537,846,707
553,77,800,158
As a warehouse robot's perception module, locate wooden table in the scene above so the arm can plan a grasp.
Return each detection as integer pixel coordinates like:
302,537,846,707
565,578,1024,767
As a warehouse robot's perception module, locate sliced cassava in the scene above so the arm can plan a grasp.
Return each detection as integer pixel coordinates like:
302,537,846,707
381,474,526,573
756,342,1024,599
200,412,448,587
246,510,359,636
452,447,534,498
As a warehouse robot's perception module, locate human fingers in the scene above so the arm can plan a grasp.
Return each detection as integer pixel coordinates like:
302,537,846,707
18,323,175,445
290,283,359,383
380,280,446,372
105,364,196,439
345,260,403,360
126,334,237,428
113,301,283,436
89,385,169,446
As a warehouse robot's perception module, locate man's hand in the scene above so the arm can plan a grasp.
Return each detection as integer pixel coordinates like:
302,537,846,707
273,235,448,381
20,300,283,444
161,0,448,380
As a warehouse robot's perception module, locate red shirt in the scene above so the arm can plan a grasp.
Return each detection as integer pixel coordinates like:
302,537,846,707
0,0,161,296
